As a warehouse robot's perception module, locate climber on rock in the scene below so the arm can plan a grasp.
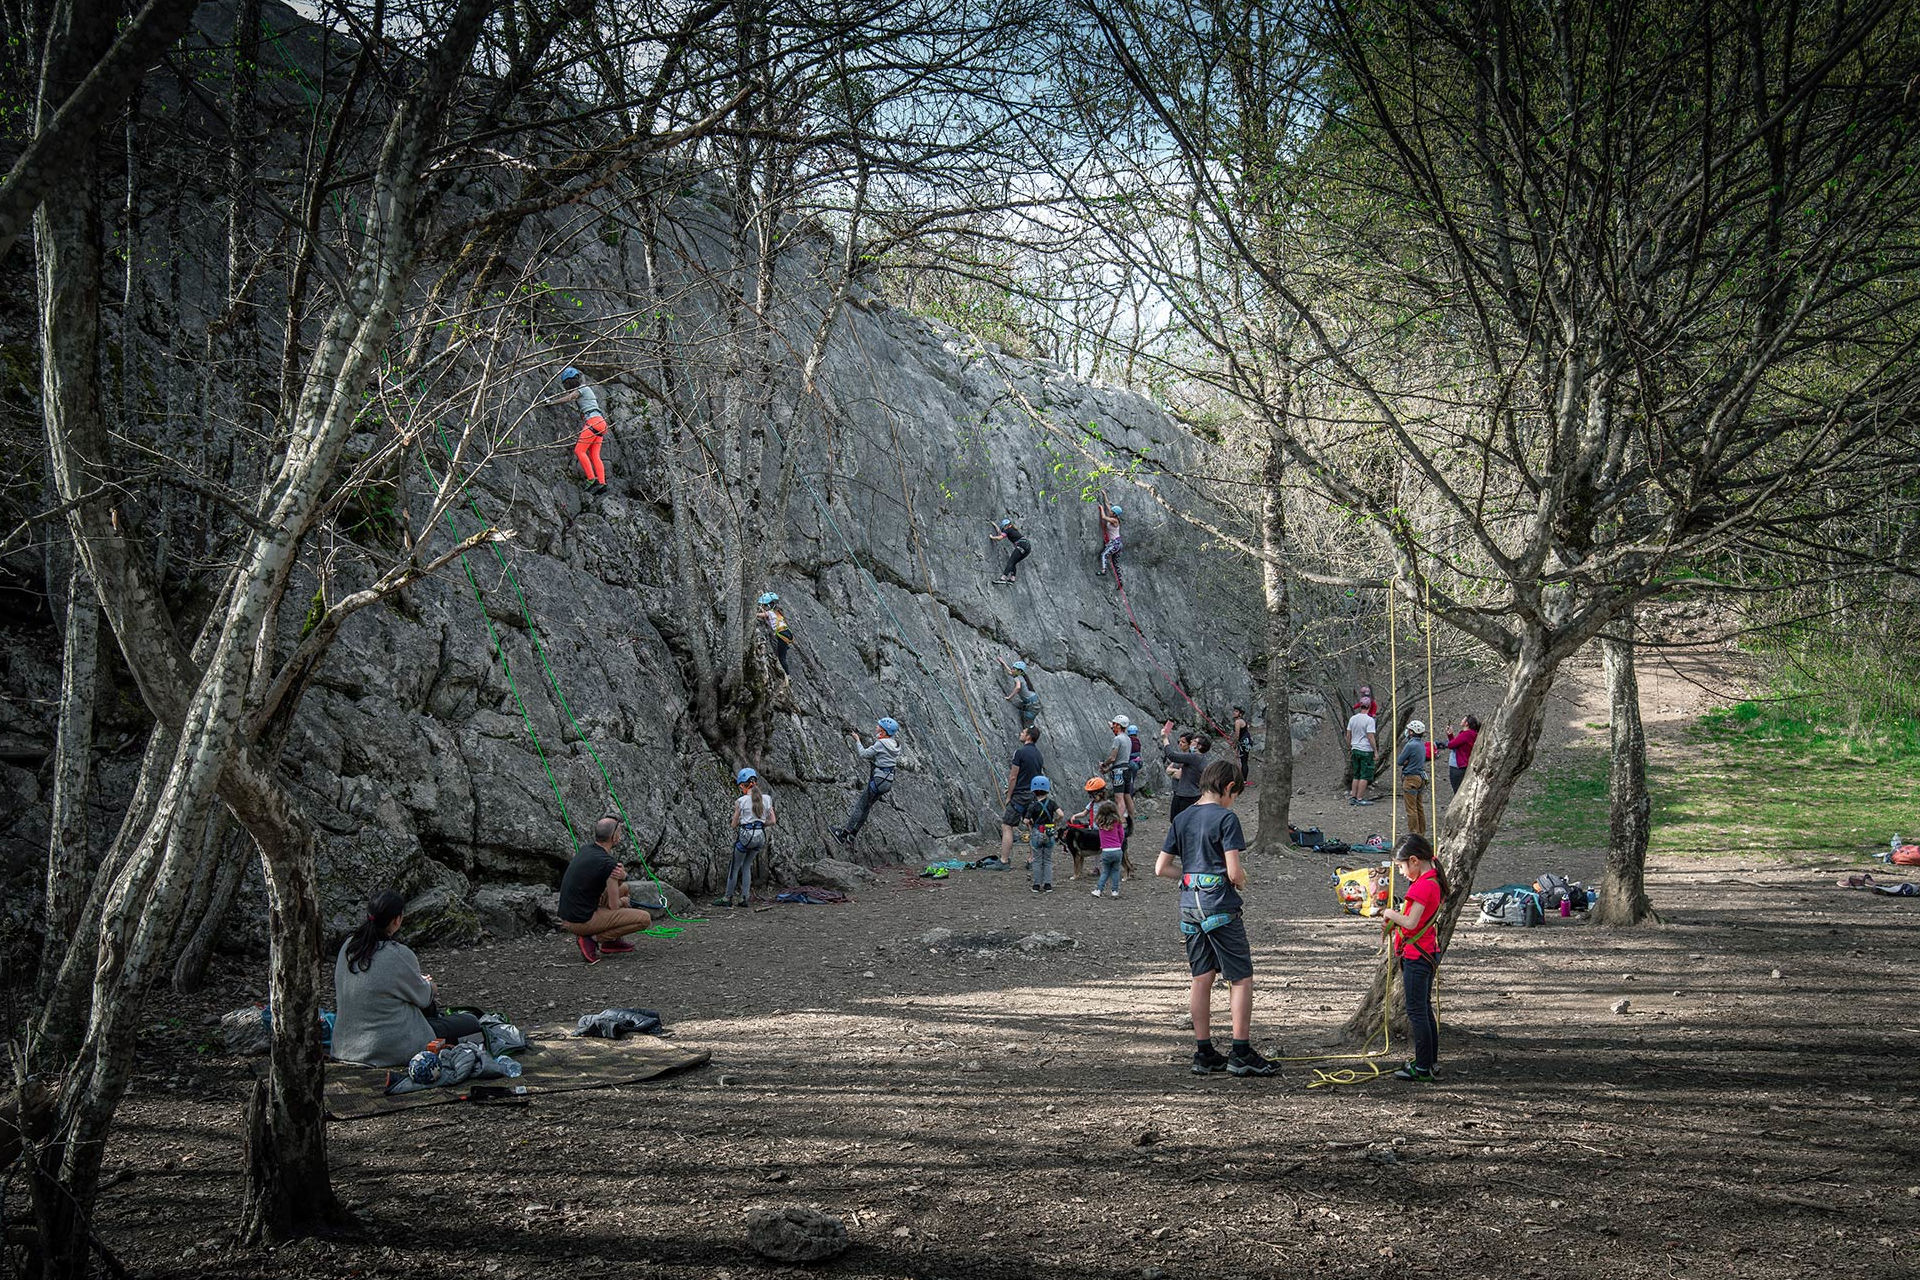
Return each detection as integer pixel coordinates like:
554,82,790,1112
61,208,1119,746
1097,495,1123,581
757,592,795,675
998,657,1041,729
833,716,903,843
990,517,1032,584
553,367,611,493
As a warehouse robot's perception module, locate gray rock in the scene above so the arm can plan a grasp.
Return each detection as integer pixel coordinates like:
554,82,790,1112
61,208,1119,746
218,1006,271,1055
472,884,558,938
743,1207,850,1263
807,857,875,892
632,881,693,919
919,927,955,947
1610,998,1632,1015
1016,930,1075,953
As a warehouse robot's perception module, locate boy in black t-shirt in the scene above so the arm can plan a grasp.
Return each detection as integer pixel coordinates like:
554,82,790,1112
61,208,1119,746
1156,759,1277,1077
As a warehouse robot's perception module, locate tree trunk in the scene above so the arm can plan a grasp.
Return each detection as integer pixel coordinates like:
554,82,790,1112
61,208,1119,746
39,556,99,1001
1593,616,1659,926
1254,429,1292,852
1340,640,1561,1042
170,806,250,992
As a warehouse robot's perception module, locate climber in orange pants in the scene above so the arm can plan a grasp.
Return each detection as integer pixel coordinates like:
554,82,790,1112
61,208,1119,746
558,366,608,492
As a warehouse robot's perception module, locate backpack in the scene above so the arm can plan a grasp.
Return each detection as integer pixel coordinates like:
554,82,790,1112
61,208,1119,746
1893,845,1920,867
1477,889,1542,927
1289,825,1327,849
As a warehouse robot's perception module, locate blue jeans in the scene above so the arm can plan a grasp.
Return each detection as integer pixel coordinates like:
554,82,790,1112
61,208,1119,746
840,775,892,837
1030,837,1054,887
1095,851,1123,893
1401,956,1439,1070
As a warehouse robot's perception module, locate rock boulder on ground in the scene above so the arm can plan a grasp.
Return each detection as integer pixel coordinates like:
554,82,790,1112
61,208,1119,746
744,1206,849,1262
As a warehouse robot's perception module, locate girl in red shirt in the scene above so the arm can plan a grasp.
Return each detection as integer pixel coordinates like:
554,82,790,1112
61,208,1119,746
1379,833,1447,1081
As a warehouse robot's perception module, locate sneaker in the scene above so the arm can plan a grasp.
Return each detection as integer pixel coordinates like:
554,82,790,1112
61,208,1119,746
1190,1043,1229,1075
1357,798,1375,806
710,896,734,908
1107,891,1120,898
1092,889,1103,897
600,938,636,953
994,576,1014,585
1226,1046,1279,1077
1392,1064,1435,1082
1041,884,1054,892
575,935,601,965
1031,883,1044,892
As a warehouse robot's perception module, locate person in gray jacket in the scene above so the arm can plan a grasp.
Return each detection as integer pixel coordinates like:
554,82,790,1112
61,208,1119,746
331,890,480,1066
1160,722,1211,821
833,716,903,842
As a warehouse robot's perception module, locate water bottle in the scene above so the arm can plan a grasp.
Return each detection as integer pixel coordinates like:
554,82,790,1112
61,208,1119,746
1559,896,1570,917
498,1056,523,1078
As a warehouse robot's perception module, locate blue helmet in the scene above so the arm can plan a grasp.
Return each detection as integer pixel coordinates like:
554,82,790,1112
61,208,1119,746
1011,660,1027,671
877,716,900,736
562,366,582,382
758,592,779,606
1109,503,1122,516
1126,724,1140,735
1030,775,1051,793
736,767,758,785
998,518,1013,530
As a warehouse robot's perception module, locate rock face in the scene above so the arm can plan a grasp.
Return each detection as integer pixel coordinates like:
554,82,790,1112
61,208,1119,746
0,3,1321,951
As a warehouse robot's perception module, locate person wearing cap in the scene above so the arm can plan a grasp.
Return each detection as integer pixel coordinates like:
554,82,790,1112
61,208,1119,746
997,656,1041,729
834,717,903,842
1101,714,1136,827
555,366,610,492
557,816,663,964
757,592,795,674
1020,775,1064,892
999,725,1046,867
1061,776,1109,878
989,517,1032,584
1160,720,1211,820
1397,719,1431,837
1096,495,1123,581
717,768,776,909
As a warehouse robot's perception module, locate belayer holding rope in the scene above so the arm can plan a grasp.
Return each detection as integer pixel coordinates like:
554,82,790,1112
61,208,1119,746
1377,833,1446,1082
990,517,1031,584
1096,495,1123,582
553,366,610,493
717,768,775,910
1397,719,1430,837
833,716,902,843
757,593,795,675
998,657,1041,729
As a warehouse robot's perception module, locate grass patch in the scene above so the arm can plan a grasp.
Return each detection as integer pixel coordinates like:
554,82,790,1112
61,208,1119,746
1520,748,1611,849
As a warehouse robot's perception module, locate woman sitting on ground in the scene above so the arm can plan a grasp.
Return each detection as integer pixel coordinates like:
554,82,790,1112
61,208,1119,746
331,889,481,1066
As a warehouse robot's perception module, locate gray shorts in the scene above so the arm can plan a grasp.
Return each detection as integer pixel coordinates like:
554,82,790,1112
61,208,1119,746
1184,916,1253,982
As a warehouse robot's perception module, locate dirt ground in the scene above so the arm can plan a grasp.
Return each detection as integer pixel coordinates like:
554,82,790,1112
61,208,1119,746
42,647,1920,1278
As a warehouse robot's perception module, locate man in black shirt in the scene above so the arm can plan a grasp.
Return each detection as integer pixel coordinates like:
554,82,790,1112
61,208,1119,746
558,816,658,964
998,726,1045,865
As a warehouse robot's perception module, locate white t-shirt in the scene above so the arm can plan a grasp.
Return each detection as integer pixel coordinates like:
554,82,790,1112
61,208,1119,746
576,383,603,419
1346,712,1377,751
735,792,775,826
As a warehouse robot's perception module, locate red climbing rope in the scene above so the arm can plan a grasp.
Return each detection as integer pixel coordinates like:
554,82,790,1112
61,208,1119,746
1111,561,1234,740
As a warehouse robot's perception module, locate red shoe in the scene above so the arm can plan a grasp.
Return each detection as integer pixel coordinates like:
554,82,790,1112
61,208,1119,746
599,938,636,953
576,935,601,964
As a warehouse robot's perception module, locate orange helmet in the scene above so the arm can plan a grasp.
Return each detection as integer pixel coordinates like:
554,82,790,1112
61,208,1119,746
1084,776,1108,793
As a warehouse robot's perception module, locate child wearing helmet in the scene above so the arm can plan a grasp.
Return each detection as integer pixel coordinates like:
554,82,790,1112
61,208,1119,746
1097,494,1123,581
717,767,776,909
997,655,1041,728
1021,775,1064,892
1397,719,1431,837
556,367,610,492
756,592,794,674
834,717,903,842
989,517,1032,584
1061,776,1108,879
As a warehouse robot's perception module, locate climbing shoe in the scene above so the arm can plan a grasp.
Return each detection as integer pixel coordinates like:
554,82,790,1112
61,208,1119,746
1392,1064,1436,1082
600,939,636,953
575,935,601,965
1191,1043,1229,1075
711,896,734,908
1226,1046,1279,1077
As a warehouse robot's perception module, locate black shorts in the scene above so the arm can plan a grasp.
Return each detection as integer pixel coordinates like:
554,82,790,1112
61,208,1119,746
1184,916,1253,982
1001,792,1033,827
1110,769,1134,796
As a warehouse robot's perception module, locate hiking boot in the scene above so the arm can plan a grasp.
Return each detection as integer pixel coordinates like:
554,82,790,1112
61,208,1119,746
599,938,636,953
1226,1046,1279,1077
1191,1043,1229,1075
1392,1064,1435,1082
575,935,601,965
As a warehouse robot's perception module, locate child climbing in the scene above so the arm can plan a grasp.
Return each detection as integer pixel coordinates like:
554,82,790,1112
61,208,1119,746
998,657,1041,729
717,768,775,910
833,717,902,843
1158,758,1275,1077
1398,719,1430,837
556,366,609,492
757,593,795,675
1092,800,1125,898
1377,833,1447,1081
1096,495,1123,581
990,517,1032,584
1022,775,1063,893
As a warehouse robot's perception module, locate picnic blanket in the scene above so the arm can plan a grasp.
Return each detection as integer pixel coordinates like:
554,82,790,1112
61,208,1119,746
325,1025,709,1120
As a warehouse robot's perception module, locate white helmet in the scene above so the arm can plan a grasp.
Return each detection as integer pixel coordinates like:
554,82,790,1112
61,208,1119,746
1109,713,1128,727
1407,719,1427,736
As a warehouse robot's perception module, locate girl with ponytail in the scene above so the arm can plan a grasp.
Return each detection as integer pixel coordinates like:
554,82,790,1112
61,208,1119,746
1379,834,1447,1082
